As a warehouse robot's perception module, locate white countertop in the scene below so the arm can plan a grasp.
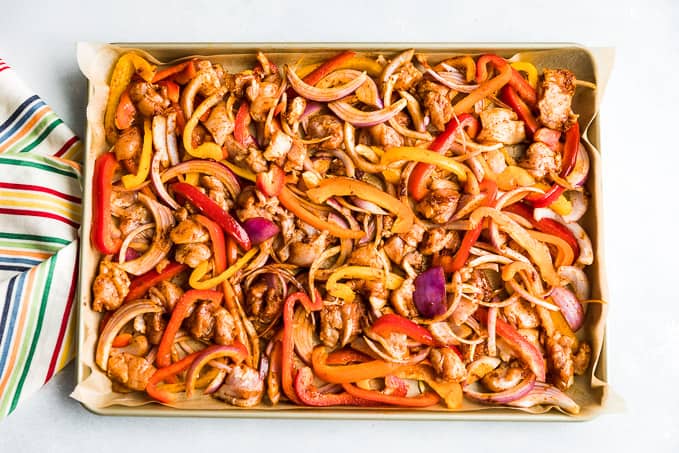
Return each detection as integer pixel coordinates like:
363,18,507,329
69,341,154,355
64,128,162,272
1,0,678,451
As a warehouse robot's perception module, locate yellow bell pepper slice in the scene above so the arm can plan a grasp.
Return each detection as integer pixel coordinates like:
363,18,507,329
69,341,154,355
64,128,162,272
327,266,404,303
221,160,256,182
437,55,476,83
121,119,152,188
381,147,469,183
533,182,573,216
189,247,259,290
183,87,227,161
510,62,538,89
104,52,157,144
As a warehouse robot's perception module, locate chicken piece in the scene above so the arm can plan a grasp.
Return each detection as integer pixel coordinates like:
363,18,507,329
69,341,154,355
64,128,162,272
195,60,223,97
320,302,363,348
358,279,388,312
472,269,494,303
573,342,591,375
383,235,408,265
223,133,249,162
214,365,264,407
284,140,307,172
482,362,526,392
143,312,165,345
503,300,540,329
390,277,418,318
170,217,209,244
538,69,577,131
114,334,150,357
214,307,237,345
202,101,233,146
106,352,156,391
415,188,460,224
110,190,137,212
477,108,526,145
236,188,281,222
519,141,561,179
417,80,453,131
263,129,293,163
451,296,478,326
288,231,329,267
546,331,575,391
245,148,268,173
420,228,459,255
430,347,466,383
347,244,382,268
92,261,131,312
247,80,279,122
306,114,343,150
402,251,425,273
286,96,306,126
398,222,425,247
186,300,236,345
118,203,152,237
148,280,184,312
128,81,169,117
201,175,233,212
113,126,142,161
174,243,212,268
368,123,403,148
246,279,284,331
375,331,409,359
191,123,210,148
394,62,423,91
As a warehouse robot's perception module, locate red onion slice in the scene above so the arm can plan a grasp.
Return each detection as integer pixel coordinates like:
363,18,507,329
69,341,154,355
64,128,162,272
562,190,588,223
533,208,593,266
317,69,383,108
413,266,446,318
549,286,585,331
424,68,479,93
507,382,580,414
242,217,280,245
203,369,227,395
463,373,536,404
328,98,407,127
558,265,590,301
566,144,590,187
286,66,368,102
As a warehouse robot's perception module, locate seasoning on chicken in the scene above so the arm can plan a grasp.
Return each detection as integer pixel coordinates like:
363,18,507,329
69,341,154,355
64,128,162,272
246,279,284,332
92,261,131,312
519,141,562,179
476,108,526,145
503,301,540,329
481,362,526,392
113,126,142,161
107,352,156,391
416,188,460,224
186,300,236,345
417,79,453,131
320,302,363,348
263,129,293,164
214,365,264,407
394,62,423,91
420,228,459,255
148,280,184,312
128,81,169,117
430,348,466,382
306,114,344,150
202,101,233,146
368,123,404,148
538,69,577,131
347,244,383,268
390,277,418,318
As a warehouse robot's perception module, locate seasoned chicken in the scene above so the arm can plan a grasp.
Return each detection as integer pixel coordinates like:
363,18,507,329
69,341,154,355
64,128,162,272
113,126,142,161
477,108,526,145
285,96,307,126
202,101,233,146
284,140,307,172
107,352,156,391
174,243,212,268
394,62,423,91
420,228,459,255
451,296,478,326
128,81,169,117
368,123,404,148
170,218,209,244
92,261,131,312
347,244,383,268
201,175,234,212
416,188,460,224
288,231,329,267
520,141,561,179
573,342,591,376
247,80,279,122
546,331,575,391
482,362,526,392
263,129,293,163
390,277,418,318
118,202,152,237
430,348,466,383
320,302,363,348
186,300,236,345
148,280,184,312
214,365,264,407
503,300,540,329
143,312,166,345
306,114,343,150
246,279,284,332
417,80,453,131
383,235,408,265
538,69,577,131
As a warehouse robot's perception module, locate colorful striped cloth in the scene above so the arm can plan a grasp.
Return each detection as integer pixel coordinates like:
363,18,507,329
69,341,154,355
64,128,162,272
0,57,82,418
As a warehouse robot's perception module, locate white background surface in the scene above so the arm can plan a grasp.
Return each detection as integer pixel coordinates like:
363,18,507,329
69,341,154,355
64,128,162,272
1,0,678,451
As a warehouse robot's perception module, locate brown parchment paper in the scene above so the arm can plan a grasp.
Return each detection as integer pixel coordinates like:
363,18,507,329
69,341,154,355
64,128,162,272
72,42,613,420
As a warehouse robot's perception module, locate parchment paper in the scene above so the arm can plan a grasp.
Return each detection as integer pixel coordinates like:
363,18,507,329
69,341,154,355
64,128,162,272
72,42,614,419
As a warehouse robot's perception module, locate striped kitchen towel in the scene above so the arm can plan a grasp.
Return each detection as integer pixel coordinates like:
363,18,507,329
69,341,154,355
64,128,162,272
0,57,82,418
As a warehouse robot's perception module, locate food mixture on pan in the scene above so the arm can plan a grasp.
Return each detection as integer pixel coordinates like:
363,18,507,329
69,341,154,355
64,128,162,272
91,49,594,412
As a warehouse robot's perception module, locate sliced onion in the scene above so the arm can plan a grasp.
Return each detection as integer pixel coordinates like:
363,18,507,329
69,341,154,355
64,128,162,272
185,344,247,399
299,101,322,123
397,90,428,134
293,306,319,364
95,300,162,370
317,69,382,108
424,68,479,93
533,208,593,266
382,75,432,141
549,286,585,331
562,190,588,223
203,369,227,394
413,266,446,318
463,373,536,404
507,382,580,414
508,280,559,311
118,223,155,265
165,112,179,166
181,69,211,119
150,116,178,209
567,144,590,187
466,356,502,384
380,49,415,89
328,98,407,127
161,160,240,201
558,265,590,300
286,65,367,102
242,217,280,245
487,307,497,357
363,335,430,365
120,194,175,276
350,197,389,215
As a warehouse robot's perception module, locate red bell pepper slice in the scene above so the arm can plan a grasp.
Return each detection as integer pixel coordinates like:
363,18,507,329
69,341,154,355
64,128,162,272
225,236,238,267
286,50,356,99
234,101,255,147
370,313,435,346
157,80,180,103
475,307,546,381
156,289,223,368
125,261,187,302
146,351,201,403
114,89,136,130
503,202,579,261
444,178,497,272
476,54,537,108
194,215,226,274
282,291,323,404
294,366,369,407
526,122,580,207
171,182,251,251
341,381,440,407
171,60,198,85
91,152,122,255
325,348,373,365
500,85,538,137
111,332,132,348
256,165,284,197
408,113,478,201
152,60,194,83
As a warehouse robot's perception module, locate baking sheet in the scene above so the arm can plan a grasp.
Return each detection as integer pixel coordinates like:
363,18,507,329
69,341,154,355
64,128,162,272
72,42,612,420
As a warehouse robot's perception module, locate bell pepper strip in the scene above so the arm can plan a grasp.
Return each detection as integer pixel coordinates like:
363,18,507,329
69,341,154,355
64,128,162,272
194,215,226,274
156,289,223,368
510,61,538,89
444,178,497,272
172,102,186,133
476,54,537,108
396,365,463,409
503,202,579,262
152,60,193,83
104,52,157,144
407,113,478,201
234,101,255,147
326,348,373,365
342,381,440,407
256,165,284,197
124,261,187,302
171,182,251,250
172,59,198,85
294,366,371,406
189,247,258,290
549,310,579,348
111,333,132,348
326,266,403,303
307,176,415,234
185,343,248,398
281,291,323,404
500,85,539,137
369,313,435,346
435,55,476,82
311,345,402,384
289,50,357,99
225,236,238,267
452,55,512,115
157,80,180,103
267,339,282,405
221,159,256,182
182,86,228,161
526,122,580,208
475,307,546,381
114,89,136,130
383,147,470,185
91,152,122,255
146,351,201,403
121,118,153,188
278,186,364,240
